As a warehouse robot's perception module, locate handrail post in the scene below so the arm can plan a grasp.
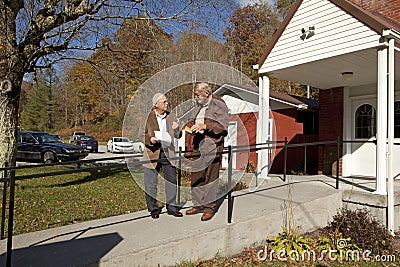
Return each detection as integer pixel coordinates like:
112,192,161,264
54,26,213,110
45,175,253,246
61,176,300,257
1,162,8,240
227,145,233,224
283,137,288,182
336,137,340,189
304,144,307,175
6,166,16,267
177,147,182,205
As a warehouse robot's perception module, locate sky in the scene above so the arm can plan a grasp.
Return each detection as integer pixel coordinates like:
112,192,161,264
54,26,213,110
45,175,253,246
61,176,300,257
237,0,276,7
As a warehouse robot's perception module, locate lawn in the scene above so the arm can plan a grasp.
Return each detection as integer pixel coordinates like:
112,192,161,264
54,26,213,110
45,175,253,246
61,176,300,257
2,165,399,267
1,164,189,235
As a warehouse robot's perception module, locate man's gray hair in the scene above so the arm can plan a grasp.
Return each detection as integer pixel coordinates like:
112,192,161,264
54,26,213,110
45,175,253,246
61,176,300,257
152,93,165,105
194,82,212,94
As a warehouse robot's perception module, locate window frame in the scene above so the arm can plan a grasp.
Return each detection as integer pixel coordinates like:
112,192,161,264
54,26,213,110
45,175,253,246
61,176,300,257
354,103,376,139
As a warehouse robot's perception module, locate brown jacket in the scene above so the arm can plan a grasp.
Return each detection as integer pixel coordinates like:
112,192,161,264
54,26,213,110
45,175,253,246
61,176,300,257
190,95,229,154
143,110,181,168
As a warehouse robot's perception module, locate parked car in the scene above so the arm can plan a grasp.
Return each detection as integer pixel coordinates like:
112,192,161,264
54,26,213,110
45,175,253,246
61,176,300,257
69,131,86,143
131,139,145,153
75,135,98,153
49,133,64,143
107,137,144,154
17,131,88,164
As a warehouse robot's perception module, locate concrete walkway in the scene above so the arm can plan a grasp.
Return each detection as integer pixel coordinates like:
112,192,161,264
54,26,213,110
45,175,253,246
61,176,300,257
0,174,396,266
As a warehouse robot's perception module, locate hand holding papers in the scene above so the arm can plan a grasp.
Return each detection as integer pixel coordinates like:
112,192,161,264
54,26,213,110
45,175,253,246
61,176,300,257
154,131,172,146
183,125,193,134
182,121,193,134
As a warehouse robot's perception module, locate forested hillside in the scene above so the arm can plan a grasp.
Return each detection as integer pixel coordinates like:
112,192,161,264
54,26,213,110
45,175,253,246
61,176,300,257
19,0,317,141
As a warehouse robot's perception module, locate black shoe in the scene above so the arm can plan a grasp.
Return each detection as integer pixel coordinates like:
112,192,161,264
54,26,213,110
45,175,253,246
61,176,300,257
167,210,183,217
150,209,159,219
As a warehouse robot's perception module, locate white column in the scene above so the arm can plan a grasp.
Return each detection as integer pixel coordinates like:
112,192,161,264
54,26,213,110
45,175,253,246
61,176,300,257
257,76,263,176
257,75,270,179
387,38,395,234
375,46,388,195
342,87,351,177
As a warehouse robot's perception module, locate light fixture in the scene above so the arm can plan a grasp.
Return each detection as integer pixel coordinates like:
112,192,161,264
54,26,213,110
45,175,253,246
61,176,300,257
300,26,315,40
341,71,354,80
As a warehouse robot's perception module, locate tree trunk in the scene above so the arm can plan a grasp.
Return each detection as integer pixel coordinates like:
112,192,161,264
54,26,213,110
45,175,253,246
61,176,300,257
0,0,24,170
0,76,22,169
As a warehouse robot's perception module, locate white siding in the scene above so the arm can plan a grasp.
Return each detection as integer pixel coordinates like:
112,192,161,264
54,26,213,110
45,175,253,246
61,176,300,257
260,0,381,73
221,95,259,114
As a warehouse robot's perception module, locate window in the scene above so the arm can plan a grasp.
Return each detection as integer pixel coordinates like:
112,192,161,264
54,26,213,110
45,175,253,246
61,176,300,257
395,101,400,138
355,104,376,138
21,133,37,143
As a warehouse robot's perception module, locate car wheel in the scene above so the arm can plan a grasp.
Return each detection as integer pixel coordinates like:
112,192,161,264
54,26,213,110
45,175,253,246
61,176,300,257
139,146,143,153
43,151,55,164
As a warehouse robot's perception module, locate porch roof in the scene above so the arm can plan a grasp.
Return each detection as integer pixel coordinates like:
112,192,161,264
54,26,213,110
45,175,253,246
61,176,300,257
257,0,400,89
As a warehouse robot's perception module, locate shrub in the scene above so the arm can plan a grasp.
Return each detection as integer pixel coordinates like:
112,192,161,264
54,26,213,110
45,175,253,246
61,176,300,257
268,226,312,260
326,208,393,254
245,160,255,173
317,233,359,261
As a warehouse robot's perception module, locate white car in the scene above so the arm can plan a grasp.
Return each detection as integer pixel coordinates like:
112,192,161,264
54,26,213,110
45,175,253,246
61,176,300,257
107,137,144,154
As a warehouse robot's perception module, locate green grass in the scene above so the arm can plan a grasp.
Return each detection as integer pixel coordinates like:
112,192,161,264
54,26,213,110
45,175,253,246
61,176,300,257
0,164,229,237
1,164,192,236
2,165,147,235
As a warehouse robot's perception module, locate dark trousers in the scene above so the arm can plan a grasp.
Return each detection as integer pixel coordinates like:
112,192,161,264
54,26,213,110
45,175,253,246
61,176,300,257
144,150,178,212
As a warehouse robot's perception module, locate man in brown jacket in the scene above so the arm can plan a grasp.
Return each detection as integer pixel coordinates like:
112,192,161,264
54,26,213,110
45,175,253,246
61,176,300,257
143,93,182,219
185,82,229,221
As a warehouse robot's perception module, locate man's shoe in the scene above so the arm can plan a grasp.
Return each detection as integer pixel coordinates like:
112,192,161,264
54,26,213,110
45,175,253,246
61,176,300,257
167,210,183,217
185,207,202,215
150,210,159,219
201,212,214,221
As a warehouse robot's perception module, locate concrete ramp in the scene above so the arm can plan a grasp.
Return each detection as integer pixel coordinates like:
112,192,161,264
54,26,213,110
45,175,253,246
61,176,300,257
0,175,359,266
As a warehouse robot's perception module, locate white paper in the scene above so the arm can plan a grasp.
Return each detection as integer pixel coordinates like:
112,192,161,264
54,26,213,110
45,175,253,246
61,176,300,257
154,131,172,145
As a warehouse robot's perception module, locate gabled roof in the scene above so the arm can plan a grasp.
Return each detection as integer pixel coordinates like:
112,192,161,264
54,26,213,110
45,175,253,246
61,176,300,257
215,83,319,110
178,83,319,120
258,0,400,68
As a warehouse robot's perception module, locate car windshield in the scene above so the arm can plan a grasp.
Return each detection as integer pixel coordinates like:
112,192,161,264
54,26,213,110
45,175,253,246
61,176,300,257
50,134,62,140
115,137,129,142
31,133,58,143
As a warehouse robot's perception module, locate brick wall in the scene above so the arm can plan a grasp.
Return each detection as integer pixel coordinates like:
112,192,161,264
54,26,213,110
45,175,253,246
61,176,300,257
230,112,258,170
318,88,344,175
270,108,319,174
349,0,400,24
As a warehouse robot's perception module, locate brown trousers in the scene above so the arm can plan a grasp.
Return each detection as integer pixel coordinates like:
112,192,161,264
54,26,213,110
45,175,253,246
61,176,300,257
190,142,223,214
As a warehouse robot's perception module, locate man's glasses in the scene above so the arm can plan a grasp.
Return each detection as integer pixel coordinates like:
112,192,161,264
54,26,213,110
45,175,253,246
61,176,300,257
193,91,206,98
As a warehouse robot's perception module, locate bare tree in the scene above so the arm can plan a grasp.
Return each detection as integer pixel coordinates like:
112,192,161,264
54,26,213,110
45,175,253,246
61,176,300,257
0,0,236,168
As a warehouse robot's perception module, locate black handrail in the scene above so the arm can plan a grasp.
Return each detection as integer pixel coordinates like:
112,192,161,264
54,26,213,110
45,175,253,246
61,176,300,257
2,138,383,267
227,145,233,223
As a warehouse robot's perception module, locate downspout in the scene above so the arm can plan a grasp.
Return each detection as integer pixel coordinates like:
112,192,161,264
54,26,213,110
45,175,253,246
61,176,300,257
375,41,388,195
383,29,398,235
387,38,395,235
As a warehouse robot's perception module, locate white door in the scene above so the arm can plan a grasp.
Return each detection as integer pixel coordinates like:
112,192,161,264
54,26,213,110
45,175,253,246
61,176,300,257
349,97,377,177
222,122,237,169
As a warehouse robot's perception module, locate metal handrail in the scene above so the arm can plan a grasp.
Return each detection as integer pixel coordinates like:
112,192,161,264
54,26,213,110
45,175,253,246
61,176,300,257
2,138,376,267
